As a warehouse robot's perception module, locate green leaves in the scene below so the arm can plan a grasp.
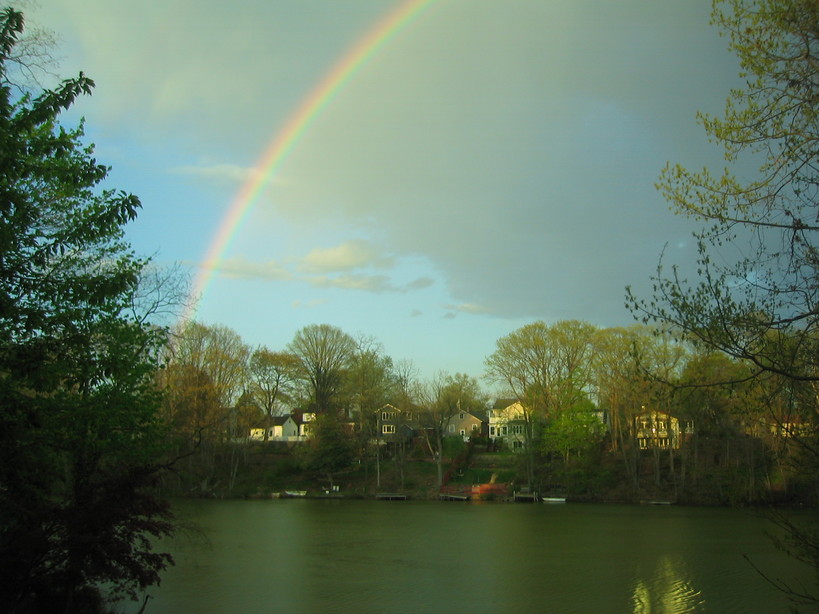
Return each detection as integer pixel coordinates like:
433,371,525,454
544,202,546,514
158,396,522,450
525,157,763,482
0,9,174,611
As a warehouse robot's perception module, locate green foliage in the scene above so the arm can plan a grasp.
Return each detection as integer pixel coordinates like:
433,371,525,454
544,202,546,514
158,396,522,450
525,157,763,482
627,0,819,607
298,414,355,488
542,406,605,463
0,9,173,612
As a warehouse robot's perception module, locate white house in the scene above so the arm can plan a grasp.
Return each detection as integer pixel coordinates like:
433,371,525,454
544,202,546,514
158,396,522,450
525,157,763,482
488,399,527,449
249,415,302,442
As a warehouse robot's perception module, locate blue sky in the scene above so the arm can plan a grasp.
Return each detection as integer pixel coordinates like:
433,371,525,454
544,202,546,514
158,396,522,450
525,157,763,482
30,0,741,381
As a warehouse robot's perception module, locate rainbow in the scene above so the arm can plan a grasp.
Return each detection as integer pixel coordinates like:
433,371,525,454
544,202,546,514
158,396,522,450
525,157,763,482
182,0,438,324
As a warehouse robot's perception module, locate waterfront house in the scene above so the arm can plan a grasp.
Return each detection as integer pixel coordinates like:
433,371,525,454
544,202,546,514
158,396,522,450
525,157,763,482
376,404,417,447
634,409,691,450
249,415,301,441
446,410,487,441
488,399,527,450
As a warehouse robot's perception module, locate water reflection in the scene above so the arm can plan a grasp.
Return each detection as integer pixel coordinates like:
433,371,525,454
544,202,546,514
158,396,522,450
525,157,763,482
631,556,706,613
140,501,808,614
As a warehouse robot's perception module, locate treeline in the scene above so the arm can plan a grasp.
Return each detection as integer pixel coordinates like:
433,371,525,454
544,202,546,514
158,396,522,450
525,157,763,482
159,319,819,505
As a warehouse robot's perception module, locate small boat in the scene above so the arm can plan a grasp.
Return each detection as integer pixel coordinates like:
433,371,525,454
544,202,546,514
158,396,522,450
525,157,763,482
542,497,566,504
641,499,673,505
282,490,307,498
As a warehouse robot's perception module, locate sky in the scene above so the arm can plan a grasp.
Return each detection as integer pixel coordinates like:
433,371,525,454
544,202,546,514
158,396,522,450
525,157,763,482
28,0,742,382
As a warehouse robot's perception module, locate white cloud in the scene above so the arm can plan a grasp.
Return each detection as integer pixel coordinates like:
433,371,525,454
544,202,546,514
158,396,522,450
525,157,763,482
207,257,291,281
170,163,264,185
300,240,393,274
307,274,395,293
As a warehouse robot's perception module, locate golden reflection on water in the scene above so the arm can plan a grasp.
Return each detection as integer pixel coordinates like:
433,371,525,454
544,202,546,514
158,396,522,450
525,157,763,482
631,556,706,613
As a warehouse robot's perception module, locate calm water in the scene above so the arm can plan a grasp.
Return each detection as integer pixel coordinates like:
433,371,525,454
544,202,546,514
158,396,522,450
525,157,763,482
128,499,813,614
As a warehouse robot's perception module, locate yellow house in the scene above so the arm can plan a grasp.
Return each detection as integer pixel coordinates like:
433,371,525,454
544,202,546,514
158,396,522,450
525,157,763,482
634,409,692,450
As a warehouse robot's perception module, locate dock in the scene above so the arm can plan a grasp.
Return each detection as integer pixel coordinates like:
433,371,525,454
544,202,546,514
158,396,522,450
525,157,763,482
376,493,407,500
513,491,539,503
439,493,470,501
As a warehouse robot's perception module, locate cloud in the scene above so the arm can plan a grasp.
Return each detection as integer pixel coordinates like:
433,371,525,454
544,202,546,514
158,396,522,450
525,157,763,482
203,257,291,281
443,312,457,320
262,1,737,326
405,277,434,291
307,273,396,292
300,240,393,274
444,303,492,315
170,163,263,185
410,309,422,317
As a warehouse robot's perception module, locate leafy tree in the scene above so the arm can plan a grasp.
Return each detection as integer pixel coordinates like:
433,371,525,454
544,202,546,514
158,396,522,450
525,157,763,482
628,0,819,384
542,397,603,464
628,0,819,606
485,320,597,488
298,413,355,491
0,9,173,612
289,323,356,414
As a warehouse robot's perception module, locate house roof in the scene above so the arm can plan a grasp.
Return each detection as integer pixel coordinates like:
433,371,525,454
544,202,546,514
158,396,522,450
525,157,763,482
492,398,518,410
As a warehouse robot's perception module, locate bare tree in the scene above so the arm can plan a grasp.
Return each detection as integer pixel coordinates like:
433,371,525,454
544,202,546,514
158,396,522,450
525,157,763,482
288,324,356,414
247,347,300,441
417,372,484,488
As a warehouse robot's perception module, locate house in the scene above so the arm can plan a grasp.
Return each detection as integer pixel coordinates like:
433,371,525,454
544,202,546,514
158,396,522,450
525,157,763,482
249,415,301,442
446,410,487,441
634,409,691,450
488,399,527,449
376,404,417,446
294,411,316,438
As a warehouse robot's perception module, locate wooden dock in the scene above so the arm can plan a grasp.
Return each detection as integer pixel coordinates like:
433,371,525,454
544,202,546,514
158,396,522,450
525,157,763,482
439,493,470,501
513,491,539,503
376,493,407,500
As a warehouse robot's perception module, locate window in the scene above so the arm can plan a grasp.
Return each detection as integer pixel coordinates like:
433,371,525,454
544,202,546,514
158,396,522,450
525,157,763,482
501,426,508,436
382,424,395,434
448,424,455,432
489,426,495,436
460,429,466,437
459,413,464,420
472,424,479,431
511,424,523,435
382,411,395,420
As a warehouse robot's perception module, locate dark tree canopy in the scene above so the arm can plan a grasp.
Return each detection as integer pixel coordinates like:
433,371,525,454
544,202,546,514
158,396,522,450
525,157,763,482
0,9,173,613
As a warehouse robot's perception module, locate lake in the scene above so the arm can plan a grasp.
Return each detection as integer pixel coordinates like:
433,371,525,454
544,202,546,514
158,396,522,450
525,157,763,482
126,499,813,614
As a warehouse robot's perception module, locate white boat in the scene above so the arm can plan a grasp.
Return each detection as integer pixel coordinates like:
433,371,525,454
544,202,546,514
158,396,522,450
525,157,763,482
542,497,567,504
282,490,307,498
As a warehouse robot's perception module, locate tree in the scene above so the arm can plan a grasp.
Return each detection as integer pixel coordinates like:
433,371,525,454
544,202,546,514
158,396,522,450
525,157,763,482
161,322,249,494
417,372,485,487
247,347,299,441
628,0,819,606
628,0,819,384
0,9,173,612
288,324,356,414
298,413,355,491
485,320,597,488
